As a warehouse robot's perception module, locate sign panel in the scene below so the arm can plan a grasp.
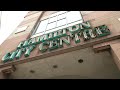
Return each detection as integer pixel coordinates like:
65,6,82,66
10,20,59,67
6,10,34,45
2,21,110,63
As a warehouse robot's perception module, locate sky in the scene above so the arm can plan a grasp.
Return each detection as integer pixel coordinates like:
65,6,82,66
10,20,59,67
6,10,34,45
0,11,28,45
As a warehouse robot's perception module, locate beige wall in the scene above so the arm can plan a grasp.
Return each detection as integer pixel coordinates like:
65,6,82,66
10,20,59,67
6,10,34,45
110,42,120,70
1,11,120,79
9,47,120,79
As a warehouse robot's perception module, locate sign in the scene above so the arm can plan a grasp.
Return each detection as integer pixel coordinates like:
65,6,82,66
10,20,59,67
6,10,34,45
2,21,110,63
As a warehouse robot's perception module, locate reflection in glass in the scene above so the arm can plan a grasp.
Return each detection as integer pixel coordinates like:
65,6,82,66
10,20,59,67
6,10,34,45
58,13,66,20
67,11,82,24
49,16,57,23
46,22,56,30
35,19,48,34
57,19,66,27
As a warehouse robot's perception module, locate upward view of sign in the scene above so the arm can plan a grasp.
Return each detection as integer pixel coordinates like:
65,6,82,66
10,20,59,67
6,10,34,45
2,21,110,63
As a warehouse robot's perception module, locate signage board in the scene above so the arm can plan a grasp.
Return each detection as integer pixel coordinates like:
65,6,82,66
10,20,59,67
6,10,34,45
2,21,110,63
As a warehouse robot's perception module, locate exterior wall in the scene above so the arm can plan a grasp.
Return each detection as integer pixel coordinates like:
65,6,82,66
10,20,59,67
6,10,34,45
0,11,43,65
1,11,120,79
9,47,120,79
110,42,120,70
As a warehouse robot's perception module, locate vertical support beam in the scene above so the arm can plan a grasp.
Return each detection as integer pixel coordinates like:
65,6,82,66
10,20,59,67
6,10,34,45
110,43,120,70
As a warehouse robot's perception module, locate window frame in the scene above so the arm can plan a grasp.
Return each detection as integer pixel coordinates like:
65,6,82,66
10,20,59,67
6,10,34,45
31,11,83,38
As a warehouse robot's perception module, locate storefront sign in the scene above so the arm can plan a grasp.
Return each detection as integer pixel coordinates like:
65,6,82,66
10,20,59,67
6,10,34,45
2,21,110,63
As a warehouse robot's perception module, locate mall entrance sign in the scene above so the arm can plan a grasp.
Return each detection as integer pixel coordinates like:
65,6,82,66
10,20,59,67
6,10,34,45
2,21,110,63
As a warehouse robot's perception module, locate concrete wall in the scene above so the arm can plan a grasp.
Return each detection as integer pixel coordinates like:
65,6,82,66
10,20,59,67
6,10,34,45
9,47,120,79
110,42,120,70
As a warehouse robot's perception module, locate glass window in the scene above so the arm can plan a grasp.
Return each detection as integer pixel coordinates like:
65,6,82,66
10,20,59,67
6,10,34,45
45,29,57,34
50,13,58,18
15,26,28,33
32,11,83,38
57,11,67,15
49,16,57,23
46,21,56,30
67,11,82,24
57,19,66,27
35,19,48,34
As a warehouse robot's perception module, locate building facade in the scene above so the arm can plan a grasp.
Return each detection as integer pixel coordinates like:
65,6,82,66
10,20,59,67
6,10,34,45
0,11,120,79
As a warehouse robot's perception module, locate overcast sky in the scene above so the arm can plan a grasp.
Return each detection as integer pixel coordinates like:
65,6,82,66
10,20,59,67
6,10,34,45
0,11,28,45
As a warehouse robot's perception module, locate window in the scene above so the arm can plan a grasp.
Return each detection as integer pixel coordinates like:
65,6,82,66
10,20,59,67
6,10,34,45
15,26,28,34
35,19,48,34
32,11,83,38
57,19,66,27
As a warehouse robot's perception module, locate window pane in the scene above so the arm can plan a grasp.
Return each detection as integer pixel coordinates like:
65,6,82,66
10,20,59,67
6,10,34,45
58,13,66,20
46,22,56,30
15,26,28,33
57,11,67,15
57,19,66,27
31,32,44,38
45,29,57,34
50,12,58,17
49,16,57,23
35,19,48,34
66,11,82,24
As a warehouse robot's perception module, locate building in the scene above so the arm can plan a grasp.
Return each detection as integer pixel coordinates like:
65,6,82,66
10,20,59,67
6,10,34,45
0,11,120,79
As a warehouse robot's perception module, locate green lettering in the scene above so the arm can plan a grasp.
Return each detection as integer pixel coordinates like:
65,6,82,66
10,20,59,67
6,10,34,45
17,41,24,49
2,52,11,63
49,39,59,51
23,40,29,48
88,29,96,39
60,36,70,45
36,36,41,44
81,21,91,29
48,33,53,40
62,28,67,36
83,29,90,41
39,42,49,53
28,38,37,45
9,50,18,60
68,24,80,33
24,45,36,57
15,49,22,59
75,33,80,43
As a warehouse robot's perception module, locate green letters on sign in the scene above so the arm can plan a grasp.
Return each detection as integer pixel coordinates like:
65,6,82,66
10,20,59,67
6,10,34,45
24,45,36,57
17,41,24,49
39,42,49,53
75,33,80,43
2,21,111,63
49,39,59,51
2,52,11,63
9,50,18,60
23,40,29,48
15,49,22,59
68,24,80,34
